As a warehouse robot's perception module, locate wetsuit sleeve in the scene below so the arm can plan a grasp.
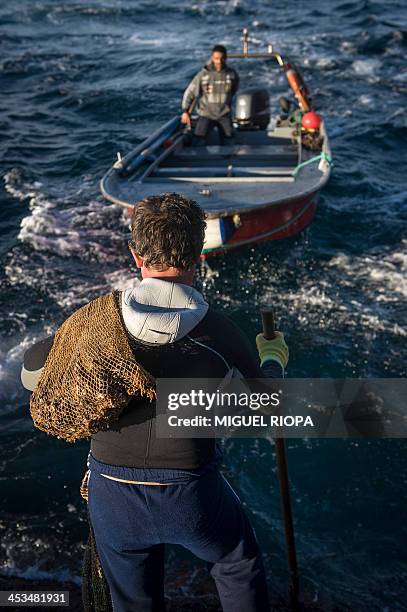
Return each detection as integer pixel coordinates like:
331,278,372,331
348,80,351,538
204,311,263,377
21,336,54,391
182,71,202,111
210,310,284,378
261,360,284,378
196,309,285,379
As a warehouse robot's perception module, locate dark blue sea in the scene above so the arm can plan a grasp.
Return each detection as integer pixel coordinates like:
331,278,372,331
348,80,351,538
1,1,406,609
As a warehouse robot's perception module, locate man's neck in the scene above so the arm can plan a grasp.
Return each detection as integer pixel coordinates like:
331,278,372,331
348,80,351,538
140,267,195,286
132,251,196,286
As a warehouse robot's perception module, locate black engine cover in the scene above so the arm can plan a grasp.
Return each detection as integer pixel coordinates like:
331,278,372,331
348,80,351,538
234,88,270,129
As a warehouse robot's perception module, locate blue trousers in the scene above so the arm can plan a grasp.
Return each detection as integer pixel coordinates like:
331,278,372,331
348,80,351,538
88,454,270,612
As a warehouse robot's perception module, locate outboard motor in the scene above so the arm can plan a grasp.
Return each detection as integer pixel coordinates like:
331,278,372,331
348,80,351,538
234,88,270,130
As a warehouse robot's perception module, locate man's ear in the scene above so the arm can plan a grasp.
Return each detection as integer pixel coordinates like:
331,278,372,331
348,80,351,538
130,248,143,269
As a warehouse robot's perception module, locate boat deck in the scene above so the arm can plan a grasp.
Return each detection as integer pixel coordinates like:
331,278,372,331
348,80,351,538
101,125,331,218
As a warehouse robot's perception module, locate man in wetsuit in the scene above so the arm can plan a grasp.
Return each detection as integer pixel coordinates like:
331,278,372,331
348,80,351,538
181,44,239,143
21,193,289,612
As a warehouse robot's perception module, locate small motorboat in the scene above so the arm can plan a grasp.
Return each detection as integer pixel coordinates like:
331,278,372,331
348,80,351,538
101,29,332,258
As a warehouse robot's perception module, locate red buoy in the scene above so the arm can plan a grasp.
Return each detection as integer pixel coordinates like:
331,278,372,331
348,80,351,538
302,112,322,130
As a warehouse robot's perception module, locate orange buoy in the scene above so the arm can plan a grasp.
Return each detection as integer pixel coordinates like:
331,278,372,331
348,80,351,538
302,112,322,130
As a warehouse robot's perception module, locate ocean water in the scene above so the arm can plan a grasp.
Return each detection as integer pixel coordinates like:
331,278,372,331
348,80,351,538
1,0,406,609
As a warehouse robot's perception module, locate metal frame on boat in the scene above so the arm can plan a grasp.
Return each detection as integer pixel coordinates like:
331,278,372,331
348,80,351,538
101,29,332,258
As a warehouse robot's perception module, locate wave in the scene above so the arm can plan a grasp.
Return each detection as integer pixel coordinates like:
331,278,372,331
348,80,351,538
3,168,132,309
351,58,382,76
0,512,84,587
0,566,81,587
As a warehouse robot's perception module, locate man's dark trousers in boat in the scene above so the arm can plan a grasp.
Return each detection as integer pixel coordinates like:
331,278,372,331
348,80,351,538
21,194,289,612
194,115,234,143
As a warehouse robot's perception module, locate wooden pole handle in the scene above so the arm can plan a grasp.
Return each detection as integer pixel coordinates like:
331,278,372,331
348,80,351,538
260,307,299,607
261,308,276,340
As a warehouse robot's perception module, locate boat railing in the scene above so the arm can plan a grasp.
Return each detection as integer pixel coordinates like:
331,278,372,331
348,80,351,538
228,28,312,114
319,121,331,174
113,115,181,175
228,28,285,65
137,132,186,182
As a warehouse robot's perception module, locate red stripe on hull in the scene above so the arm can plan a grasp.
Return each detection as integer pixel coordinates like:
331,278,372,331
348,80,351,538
202,193,319,258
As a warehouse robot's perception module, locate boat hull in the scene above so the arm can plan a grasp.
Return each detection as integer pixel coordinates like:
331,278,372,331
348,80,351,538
122,190,319,258
202,191,318,257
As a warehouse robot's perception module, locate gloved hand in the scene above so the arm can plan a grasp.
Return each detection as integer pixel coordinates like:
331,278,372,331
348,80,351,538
256,331,289,369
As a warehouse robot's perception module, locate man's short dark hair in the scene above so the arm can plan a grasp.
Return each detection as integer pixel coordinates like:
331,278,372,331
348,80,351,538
130,193,206,271
212,44,227,57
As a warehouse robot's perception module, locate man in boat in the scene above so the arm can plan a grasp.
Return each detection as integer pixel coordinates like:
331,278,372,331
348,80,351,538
181,44,239,143
21,193,288,612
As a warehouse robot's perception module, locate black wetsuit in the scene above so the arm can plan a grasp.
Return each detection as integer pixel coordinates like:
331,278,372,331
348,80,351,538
22,306,280,469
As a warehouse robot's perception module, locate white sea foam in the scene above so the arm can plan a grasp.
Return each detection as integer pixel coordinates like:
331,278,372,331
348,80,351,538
104,269,140,292
17,198,120,259
284,244,407,337
358,94,374,106
394,71,407,83
129,31,184,48
5,168,122,259
0,566,81,586
4,169,43,201
0,326,55,404
4,167,129,311
340,40,357,53
328,243,407,301
316,58,338,70
303,57,339,71
352,59,382,76
130,33,166,46
201,239,407,344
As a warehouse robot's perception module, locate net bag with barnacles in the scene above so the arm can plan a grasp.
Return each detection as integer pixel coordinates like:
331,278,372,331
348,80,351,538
30,291,156,442
80,471,113,612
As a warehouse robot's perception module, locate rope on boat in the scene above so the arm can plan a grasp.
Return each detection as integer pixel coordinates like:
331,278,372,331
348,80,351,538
291,151,333,177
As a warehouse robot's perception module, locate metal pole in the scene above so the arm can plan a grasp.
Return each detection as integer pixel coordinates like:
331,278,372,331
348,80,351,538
261,308,300,609
242,28,249,55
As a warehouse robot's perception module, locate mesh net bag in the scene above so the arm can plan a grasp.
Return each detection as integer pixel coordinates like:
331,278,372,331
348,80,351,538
80,472,113,611
82,511,113,612
30,292,156,442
